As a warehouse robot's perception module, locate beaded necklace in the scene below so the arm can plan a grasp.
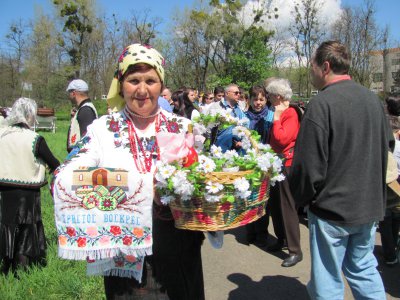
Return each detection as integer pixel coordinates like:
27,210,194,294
124,107,169,174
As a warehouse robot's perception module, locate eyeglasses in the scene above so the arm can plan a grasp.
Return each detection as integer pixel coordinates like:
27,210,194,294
229,91,241,95
206,97,214,100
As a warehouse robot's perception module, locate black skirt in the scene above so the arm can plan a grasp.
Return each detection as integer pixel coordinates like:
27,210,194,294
152,204,205,300
104,205,205,300
0,187,46,261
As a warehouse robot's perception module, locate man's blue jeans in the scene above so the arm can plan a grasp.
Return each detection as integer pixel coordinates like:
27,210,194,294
307,211,385,300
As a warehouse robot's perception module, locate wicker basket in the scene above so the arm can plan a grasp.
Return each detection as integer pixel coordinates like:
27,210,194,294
169,171,270,231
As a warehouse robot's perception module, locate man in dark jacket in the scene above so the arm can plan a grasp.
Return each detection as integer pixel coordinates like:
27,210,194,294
290,40,392,299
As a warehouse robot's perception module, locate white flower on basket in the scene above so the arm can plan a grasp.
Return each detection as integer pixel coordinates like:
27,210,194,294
154,172,168,188
196,155,216,173
270,174,286,186
160,195,175,205
174,181,194,199
194,134,206,152
241,137,252,150
156,163,177,180
210,145,223,158
172,170,195,198
233,177,250,193
244,148,257,160
223,150,239,161
219,109,233,120
206,181,224,194
256,155,272,172
235,190,252,199
204,194,221,203
272,157,284,173
258,143,271,151
232,126,247,138
209,108,223,117
193,123,207,135
237,117,250,127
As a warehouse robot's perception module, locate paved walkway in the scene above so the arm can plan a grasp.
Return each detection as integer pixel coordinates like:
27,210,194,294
202,217,400,300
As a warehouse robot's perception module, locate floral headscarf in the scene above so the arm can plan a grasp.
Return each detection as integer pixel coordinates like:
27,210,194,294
107,44,165,112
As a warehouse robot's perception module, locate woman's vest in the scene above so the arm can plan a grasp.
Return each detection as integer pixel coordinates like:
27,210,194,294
68,102,98,149
0,126,47,188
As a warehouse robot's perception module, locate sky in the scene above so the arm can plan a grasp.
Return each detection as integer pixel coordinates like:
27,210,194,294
0,0,399,50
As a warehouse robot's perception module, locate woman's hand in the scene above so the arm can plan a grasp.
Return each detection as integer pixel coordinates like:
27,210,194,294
273,101,289,121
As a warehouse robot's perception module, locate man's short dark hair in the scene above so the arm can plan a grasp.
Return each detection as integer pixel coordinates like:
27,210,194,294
214,86,225,95
314,40,351,75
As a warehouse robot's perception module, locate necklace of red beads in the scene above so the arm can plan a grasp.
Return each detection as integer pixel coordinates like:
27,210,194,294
124,107,170,174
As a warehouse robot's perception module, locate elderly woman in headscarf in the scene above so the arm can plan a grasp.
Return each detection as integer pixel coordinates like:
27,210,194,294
0,98,60,275
52,44,205,299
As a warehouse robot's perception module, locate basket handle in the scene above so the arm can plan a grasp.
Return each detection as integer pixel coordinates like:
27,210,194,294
243,128,259,153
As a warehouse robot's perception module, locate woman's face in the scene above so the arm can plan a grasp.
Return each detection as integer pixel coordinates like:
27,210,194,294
188,90,196,103
204,94,214,104
172,97,180,109
269,94,282,106
121,68,162,116
251,93,267,112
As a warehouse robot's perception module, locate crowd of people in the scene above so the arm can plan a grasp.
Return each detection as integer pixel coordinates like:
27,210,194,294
0,40,397,300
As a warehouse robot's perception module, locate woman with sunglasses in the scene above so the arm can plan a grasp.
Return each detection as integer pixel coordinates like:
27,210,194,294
199,92,214,112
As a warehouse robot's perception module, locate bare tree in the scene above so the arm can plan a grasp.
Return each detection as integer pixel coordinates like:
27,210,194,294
2,19,29,102
289,0,326,97
331,0,381,87
120,9,162,45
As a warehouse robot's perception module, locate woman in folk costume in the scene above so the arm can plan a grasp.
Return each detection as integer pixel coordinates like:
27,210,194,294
0,97,60,274
52,44,205,299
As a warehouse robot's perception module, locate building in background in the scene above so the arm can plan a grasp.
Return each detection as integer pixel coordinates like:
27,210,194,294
370,47,400,94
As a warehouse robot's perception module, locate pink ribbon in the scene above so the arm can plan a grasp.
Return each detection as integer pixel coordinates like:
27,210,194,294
156,132,195,163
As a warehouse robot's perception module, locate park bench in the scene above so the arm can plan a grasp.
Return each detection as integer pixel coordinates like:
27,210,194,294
35,108,56,133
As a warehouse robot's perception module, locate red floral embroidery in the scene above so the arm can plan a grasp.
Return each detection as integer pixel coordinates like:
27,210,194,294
115,260,124,267
109,118,120,132
77,237,87,248
167,121,179,133
122,236,132,246
66,227,76,237
71,134,77,144
110,226,122,236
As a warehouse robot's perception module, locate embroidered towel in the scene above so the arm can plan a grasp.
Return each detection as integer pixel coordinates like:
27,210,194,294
53,167,153,261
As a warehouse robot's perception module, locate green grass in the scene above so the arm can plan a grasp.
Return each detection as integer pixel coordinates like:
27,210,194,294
0,119,106,299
